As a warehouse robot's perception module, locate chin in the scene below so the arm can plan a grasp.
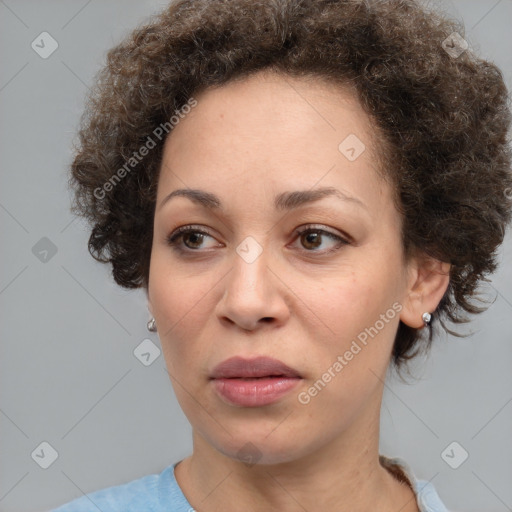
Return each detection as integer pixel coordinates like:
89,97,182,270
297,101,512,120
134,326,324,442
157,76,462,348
210,431,308,467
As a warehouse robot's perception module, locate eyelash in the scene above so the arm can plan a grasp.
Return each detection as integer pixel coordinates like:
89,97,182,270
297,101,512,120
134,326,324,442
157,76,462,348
166,224,350,255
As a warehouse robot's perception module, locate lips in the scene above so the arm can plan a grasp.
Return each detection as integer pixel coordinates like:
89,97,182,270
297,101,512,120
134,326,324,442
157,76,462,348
210,356,303,407
210,356,302,380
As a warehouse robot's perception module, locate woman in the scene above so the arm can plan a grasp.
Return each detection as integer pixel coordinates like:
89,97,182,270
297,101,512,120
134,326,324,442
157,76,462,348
52,0,512,510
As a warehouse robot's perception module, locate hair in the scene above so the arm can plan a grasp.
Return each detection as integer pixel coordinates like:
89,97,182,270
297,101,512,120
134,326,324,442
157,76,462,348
69,0,512,369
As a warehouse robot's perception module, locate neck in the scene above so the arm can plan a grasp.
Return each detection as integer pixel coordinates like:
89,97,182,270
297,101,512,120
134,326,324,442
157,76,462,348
174,401,418,512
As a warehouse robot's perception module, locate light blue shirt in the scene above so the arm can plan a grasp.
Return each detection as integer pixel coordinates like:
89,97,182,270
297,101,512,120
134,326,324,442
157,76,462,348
50,456,449,511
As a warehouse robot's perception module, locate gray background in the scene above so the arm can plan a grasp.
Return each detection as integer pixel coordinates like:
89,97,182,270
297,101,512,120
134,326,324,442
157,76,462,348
1,1,511,511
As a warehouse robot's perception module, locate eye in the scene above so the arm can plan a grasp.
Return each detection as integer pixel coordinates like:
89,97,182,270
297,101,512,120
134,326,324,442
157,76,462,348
166,225,221,252
292,225,349,254
166,224,350,255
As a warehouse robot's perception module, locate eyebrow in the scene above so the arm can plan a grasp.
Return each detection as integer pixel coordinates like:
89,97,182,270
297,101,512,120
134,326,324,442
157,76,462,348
158,186,367,212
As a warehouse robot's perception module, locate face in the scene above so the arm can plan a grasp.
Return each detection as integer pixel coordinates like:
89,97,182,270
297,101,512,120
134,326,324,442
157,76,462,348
148,70,413,465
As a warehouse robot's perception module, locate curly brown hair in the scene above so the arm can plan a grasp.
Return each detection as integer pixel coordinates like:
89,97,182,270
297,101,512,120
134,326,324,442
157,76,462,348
69,0,512,368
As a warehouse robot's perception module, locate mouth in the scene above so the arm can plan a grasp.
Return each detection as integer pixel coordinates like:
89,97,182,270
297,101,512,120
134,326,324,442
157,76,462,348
209,356,302,380
227,376,288,380
209,356,302,407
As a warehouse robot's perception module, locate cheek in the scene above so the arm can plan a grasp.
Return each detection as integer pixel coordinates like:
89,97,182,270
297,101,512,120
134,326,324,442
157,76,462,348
148,251,214,356
298,280,399,422
307,271,385,336
305,266,401,372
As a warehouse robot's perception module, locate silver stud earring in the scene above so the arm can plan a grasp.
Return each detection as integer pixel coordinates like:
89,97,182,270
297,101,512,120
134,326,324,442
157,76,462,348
422,312,431,326
147,317,157,332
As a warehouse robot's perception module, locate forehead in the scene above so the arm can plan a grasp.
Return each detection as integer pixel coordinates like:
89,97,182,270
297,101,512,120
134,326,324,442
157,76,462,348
157,70,387,214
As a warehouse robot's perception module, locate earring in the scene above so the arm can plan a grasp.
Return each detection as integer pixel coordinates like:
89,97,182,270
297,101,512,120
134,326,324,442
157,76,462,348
422,312,432,326
147,317,157,332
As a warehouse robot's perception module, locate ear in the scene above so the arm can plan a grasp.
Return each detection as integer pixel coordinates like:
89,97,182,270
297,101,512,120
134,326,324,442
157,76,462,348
400,254,451,329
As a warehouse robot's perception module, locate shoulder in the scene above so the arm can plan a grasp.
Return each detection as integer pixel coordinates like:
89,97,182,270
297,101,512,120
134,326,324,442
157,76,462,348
380,454,451,512
413,478,451,512
49,464,178,512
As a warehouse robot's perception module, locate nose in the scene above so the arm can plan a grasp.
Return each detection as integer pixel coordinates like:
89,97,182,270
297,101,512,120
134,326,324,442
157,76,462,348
215,247,290,332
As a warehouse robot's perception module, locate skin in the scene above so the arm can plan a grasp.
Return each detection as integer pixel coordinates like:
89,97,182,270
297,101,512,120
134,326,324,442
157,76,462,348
147,69,450,512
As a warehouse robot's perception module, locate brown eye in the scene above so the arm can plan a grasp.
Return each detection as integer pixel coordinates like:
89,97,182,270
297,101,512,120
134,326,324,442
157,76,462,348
294,226,349,254
301,231,323,250
166,225,220,252
181,231,206,249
